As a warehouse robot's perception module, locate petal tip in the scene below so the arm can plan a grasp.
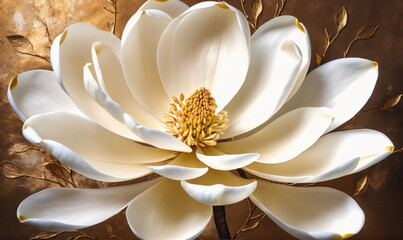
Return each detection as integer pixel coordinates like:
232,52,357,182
216,2,229,9
92,42,104,55
385,146,394,152
295,19,305,33
372,61,378,70
60,30,68,45
10,75,18,91
342,233,355,239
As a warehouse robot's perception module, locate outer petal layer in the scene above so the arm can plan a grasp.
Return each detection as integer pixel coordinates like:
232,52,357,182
245,129,393,183
126,179,212,240
158,1,250,111
250,180,365,240
17,179,159,231
23,112,175,182
276,58,378,133
7,70,82,121
224,15,311,138
181,169,257,205
217,107,334,164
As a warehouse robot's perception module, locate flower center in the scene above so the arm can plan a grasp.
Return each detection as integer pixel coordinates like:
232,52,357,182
163,87,228,147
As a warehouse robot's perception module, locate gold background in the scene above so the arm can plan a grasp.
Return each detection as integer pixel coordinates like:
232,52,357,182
0,0,402,239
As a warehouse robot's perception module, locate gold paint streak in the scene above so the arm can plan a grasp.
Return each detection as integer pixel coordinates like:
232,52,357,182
372,61,378,70
385,146,394,152
60,30,68,45
141,10,146,16
154,0,169,2
92,42,103,55
359,152,378,161
296,19,305,33
342,233,354,239
10,75,18,90
216,3,229,9
19,215,28,221
23,124,28,130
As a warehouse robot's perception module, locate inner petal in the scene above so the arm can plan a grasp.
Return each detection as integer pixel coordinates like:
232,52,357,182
163,87,228,147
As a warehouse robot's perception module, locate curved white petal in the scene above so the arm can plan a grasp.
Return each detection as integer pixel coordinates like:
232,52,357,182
50,23,139,140
217,107,334,164
158,1,250,112
91,41,163,130
148,152,208,180
276,58,379,133
196,147,259,171
126,179,212,240
250,180,365,240
7,70,82,122
17,179,159,231
224,16,310,138
181,169,257,206
245,129,394,183
137,0,189,18
124,113,192,152
121,9,172,121
23,112,175,182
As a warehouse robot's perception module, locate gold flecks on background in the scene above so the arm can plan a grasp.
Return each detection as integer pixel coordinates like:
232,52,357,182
316,7,347,66
352,175,369,197
106,222,123,240
105,0,118,34
6,35,50,63
343,24,380,57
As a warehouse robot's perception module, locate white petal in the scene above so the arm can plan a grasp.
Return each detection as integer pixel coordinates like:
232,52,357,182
217,107,334,164
137,0,189,18
245,129,393,183
7,70,82,122
91,42,163,130
17,179,159,231
181,169,257,206
121,10,172,121
250,180,365,240
126,179,212,240
124,113,192,152
148,152,208,180
224,16,310,138
196,147,259,171
50,23,139,140
276,58,378,133
83,63,190,152
23,112,175,182
158,2,250,111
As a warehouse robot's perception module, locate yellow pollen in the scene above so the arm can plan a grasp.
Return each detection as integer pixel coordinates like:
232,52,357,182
163,87,229,148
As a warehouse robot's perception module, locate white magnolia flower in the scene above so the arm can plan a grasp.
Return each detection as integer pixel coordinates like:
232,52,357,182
8,0,394,239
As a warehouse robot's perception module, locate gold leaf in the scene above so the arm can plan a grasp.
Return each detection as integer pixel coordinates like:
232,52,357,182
324,28,330,48
7,35,37,55
251,0,263,26
44,162,70,179
352,174,368,197
334,6,348,32
1,162,24,179
356,24,380,40
315,53,322,66
104,7,115,13
383,94,402,109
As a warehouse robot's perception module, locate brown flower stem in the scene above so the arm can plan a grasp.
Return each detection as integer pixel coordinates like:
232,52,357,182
237,169,248,179
213,206,231,239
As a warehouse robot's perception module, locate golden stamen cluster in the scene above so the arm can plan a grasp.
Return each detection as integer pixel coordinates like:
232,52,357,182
164,87,228,147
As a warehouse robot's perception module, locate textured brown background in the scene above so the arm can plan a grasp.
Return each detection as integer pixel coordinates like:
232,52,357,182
0,0,402,239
